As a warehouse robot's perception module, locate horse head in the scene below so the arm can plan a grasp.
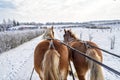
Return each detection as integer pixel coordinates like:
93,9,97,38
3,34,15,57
43,26,54,39
63,29,78,43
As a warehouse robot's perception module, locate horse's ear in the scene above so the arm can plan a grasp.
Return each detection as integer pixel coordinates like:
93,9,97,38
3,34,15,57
64,29,66,33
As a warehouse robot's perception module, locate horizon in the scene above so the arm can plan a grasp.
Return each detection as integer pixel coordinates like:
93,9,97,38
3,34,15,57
0,19,120,24
1,19,120,24
0,0,120,23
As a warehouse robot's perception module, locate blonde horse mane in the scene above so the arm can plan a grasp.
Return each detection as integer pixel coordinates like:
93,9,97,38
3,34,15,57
43,27,54,39
69,31,78,40
64,29,79,40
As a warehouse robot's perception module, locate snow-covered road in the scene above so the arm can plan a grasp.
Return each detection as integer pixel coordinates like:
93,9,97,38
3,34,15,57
0,34,42,80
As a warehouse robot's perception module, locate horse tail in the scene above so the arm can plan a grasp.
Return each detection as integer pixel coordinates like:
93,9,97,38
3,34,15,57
86,49,104,80
42,41,60,80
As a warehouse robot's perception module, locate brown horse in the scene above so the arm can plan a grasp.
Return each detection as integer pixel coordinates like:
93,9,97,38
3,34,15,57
63,29,104,80
34,27,69,80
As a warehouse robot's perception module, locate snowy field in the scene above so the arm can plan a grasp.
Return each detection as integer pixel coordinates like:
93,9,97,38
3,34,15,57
0,27,120,80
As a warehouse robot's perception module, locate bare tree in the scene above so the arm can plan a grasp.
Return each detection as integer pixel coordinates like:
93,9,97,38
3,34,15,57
2,19,7,31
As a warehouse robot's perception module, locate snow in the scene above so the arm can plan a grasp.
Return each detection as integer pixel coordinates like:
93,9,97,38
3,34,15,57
0,29,44,53
0,34,42,80
0,27,120,80
8,25,38,31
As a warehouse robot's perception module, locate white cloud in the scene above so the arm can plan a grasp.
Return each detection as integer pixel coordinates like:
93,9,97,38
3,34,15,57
0,0,120,23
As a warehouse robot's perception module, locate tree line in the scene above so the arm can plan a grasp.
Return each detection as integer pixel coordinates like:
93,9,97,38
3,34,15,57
0,19,20,32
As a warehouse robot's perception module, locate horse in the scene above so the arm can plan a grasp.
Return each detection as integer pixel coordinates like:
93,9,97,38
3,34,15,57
34,27,69,80
63,29,104,80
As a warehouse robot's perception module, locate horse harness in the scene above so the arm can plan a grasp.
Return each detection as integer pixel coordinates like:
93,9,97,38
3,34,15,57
47,38,56,49
46,38,93,80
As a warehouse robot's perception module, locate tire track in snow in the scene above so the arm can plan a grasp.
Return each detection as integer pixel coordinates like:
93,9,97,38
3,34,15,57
0,35,43,80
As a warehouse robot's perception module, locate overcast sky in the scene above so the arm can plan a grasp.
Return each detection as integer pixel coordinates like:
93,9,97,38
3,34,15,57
0,0,120,23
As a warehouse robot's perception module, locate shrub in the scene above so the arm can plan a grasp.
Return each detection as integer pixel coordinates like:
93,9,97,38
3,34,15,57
0,29,45,53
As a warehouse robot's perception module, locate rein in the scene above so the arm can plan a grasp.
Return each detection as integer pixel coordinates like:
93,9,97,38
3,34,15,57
47,38,120,77
66,38,120,58
29,68,34,80
46,38,75,80
30,38,75,80
30,38,120,80
59,39,120,77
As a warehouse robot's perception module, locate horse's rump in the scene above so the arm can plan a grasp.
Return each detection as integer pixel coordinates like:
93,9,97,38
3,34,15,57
34,39,69,80
63,29,104,80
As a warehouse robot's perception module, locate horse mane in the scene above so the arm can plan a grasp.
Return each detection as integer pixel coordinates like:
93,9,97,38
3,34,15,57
43,27,54,39
69,30,78,40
